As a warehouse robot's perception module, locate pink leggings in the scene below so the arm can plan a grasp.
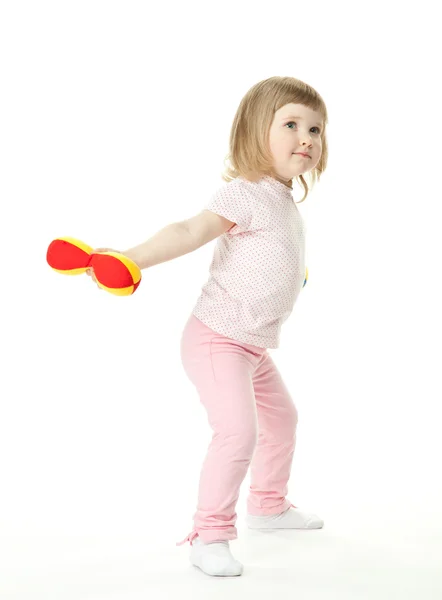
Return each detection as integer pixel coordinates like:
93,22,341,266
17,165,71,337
177,314,298,546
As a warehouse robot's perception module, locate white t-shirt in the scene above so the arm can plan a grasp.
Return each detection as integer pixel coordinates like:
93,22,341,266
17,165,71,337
192,175,306,349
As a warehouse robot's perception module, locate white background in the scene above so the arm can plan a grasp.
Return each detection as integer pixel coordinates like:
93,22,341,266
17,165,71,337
1,1,441,598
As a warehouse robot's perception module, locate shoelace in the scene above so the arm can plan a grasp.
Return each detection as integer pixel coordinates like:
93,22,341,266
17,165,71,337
176,530,198,546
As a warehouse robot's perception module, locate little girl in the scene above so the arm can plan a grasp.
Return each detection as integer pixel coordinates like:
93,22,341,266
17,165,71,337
88,75,328,577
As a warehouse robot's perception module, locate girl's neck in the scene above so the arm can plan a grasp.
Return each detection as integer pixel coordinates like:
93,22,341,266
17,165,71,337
270,174,293,190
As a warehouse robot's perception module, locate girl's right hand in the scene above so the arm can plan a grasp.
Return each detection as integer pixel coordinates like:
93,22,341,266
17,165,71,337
85,267,99,286
86,247,121,287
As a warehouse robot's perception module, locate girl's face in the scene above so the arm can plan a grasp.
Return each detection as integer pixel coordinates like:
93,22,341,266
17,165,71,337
268,103,323,183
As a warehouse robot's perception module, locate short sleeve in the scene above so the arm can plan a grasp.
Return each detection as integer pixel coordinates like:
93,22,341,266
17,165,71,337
204,179,258,235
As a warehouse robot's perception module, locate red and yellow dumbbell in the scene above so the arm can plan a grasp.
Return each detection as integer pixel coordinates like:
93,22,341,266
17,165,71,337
46,236,141,296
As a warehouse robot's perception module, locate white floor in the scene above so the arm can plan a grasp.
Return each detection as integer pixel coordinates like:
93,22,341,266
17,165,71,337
1,504,441,600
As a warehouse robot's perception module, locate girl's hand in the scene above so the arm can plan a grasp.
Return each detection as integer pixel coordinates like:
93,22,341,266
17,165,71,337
90,247,121,255
86,247,121,287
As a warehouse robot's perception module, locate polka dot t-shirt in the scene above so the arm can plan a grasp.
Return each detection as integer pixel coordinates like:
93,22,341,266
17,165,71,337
192,175,306,349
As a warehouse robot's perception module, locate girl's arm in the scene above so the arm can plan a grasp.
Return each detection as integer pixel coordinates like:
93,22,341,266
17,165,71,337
123,211,234,270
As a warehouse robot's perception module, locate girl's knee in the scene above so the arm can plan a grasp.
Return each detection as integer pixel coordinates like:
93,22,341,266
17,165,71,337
223,425,258,457
279,404,298,440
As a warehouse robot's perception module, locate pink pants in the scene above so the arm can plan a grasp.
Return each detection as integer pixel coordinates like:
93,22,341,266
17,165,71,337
177,314,298,546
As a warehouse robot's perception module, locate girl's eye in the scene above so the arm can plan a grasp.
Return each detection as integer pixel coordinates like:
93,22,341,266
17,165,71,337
286,121,321,134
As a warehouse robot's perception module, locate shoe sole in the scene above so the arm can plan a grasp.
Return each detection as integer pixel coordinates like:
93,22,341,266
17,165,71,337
191,556,243,577
192,564,243,577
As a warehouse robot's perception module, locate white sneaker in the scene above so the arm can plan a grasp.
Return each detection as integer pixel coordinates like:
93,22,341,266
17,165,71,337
190,537,243,577
246,506,324,530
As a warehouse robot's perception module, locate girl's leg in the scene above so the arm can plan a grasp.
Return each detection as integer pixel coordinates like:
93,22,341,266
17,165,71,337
179,315,266,544
247,351,298,516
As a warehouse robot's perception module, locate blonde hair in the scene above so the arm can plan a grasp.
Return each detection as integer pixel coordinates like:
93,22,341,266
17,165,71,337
221,76,329,203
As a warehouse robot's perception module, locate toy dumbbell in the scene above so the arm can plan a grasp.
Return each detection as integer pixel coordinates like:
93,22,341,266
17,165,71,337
303,266,308,287
46,236,141,296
